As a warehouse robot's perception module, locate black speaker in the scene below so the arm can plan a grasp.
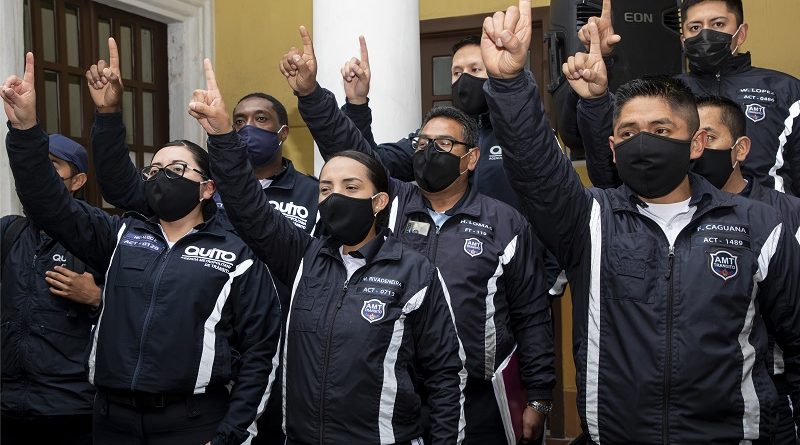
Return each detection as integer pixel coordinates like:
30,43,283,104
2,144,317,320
546,0,684,155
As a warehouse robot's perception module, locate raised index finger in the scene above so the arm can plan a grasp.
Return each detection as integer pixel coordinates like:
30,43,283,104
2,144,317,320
203,58,218,91
518,0,531,24
359,35,369,65
588,22,601,56
108,37,120,71
601,0,612,20
23,52,34,84
299,26,314,57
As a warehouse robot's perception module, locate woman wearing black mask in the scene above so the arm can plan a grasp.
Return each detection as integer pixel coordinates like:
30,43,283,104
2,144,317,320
3,53,282,445
189,59,466,445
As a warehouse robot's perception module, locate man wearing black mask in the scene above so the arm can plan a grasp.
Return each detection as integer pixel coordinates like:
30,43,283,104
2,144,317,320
572,0,800,196
486,2,800,442
280,25,555,444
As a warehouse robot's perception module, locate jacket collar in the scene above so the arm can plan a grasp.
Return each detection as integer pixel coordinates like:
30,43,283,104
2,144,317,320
403,181,483,219
321,227,402,264
125,208,229,240
610,172,736,213
267,158,299,190
691,52,753,78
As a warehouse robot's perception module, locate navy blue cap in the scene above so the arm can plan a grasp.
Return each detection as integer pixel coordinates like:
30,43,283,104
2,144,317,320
49,134,88,173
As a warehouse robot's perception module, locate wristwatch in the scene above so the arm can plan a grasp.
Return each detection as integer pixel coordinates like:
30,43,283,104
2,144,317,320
527,400,553,415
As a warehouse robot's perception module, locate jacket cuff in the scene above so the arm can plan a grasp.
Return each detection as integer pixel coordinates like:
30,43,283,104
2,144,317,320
485,70,533,94
527,387,554,403
208,130,242,150
343,97,370,113
579,90,612,110
93,110,124,125
7,121,45,139
294,82,324,100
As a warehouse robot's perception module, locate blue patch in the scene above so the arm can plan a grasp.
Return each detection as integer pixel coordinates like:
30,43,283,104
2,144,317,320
745,103,765,123
361,299,386,323
120,232,164,253
463,237,483,257
709,250,738,281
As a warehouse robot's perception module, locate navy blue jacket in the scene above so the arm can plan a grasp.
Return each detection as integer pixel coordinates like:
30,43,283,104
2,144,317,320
297,84,555,402
1,216,101,417
89,111,319,308
207,130,466,445
486,70,800,443
6,124,282,445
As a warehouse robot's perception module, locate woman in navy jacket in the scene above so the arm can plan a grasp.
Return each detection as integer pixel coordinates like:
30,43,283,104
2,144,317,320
2,53,281,445
188,59,467,445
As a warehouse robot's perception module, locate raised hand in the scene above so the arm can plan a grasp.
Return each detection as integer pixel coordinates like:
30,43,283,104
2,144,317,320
480,0,532,79
577,0,621,57
86,37,123,113
187,59,232,135
1,52,37,130
563,22,608,99
279,26,318,96
341,35,371,105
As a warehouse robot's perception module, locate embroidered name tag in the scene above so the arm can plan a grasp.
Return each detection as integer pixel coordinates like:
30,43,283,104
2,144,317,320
120,232,164,253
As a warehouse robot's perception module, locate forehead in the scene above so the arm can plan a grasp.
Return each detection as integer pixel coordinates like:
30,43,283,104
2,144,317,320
421,116,463,137
684,1,736,22
320,156,370,181
616,97,687,128
452,44,482,66
233,97,277,116
698,105,731,132
153,145,194,164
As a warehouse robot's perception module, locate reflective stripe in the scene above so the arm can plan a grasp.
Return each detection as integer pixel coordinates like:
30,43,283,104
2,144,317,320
549,270,568,296
586,200,602,444
88,224,127,384
740,223,782,438
310,210,321,237
387,196,399,233
484,236,518,379
194,259,254,393
768,100,800,193
774,344,785,375
282,259,305,431
795,226,800,246
378,286,428,444
437,269,467,444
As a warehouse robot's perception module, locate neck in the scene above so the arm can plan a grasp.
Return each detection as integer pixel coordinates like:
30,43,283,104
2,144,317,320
160,208,204,243
641,176,692,205
253,155,284,180
721,167,747,194
423,177,468,213
342,225,377,256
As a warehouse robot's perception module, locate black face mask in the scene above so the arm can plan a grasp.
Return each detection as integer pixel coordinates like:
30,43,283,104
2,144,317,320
615,132,692,199
683,27,741,75
690,140,739,189
451,73,488,116
318,193,377,246
145,171,204,222
412,146,469,193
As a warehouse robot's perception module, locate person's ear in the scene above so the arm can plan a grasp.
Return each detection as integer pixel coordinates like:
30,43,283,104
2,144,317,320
689,129,708,160
734,136,751,163
734,23,748,49
466,146,480,171
372,191,390,215
279,124,289,143
200,179,216,201
608,136,617,163
68,172,88,193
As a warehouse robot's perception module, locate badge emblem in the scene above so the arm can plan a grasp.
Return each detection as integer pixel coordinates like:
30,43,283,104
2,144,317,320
361,299,386,323
745,103,765,123
463,237,483,257
709,250,738,281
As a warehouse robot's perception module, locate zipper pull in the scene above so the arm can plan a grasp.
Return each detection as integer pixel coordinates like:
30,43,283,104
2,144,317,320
665,245,675,279
337,280,349,309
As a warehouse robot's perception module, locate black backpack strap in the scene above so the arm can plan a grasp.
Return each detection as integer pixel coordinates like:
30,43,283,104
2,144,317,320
1,216,28,268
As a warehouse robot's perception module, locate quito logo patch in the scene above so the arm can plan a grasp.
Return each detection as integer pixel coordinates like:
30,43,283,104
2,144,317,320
463,237,483,257
361,299,386,323
709,250,739,281
745,103,766,123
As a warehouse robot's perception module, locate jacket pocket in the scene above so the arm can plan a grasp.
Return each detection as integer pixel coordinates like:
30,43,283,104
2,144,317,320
113,255,154,288
288,277,327,332
606,233,658,303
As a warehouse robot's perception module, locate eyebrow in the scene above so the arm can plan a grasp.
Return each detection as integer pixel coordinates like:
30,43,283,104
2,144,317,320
418,133,456,139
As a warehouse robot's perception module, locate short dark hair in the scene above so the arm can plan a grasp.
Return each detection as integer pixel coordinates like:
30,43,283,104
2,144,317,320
681,0,744,26
452,35,481,56
327,150,390,226
696,95,747,140
613,76,700,136
236,92,289,126
421,106,478,149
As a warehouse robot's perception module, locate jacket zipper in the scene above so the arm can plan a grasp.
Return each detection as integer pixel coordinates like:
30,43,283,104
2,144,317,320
662,245,676,444
129,245,172,392
715,73,722,96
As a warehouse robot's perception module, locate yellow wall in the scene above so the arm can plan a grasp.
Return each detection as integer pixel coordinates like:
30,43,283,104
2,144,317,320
213,0,315,175
420,0,551,20
740,0,799,78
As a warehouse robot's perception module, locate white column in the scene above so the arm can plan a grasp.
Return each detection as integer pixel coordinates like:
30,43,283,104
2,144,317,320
0,0,24,217
312,0,421,176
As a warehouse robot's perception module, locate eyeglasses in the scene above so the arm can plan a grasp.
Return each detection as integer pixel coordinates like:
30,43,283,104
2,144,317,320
141,162,209,182
411,136,471,153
